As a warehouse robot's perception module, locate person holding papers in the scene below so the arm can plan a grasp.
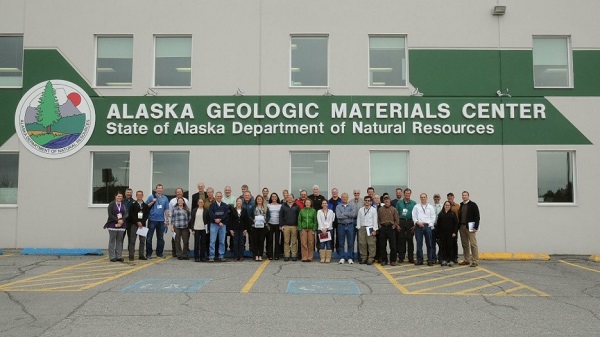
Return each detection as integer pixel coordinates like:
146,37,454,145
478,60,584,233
298,199,317,262
249,195,270,261
168,188,189,258
458,191,481,267
104,191,127,262
317,200,335,263
127,191,149,261
356,196,378,265
171,197,191,260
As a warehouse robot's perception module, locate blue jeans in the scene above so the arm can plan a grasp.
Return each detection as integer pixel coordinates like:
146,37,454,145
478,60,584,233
415,225,434,263
320,236,332,250
209,223,226,259
337,224,355,260
146,221,165,258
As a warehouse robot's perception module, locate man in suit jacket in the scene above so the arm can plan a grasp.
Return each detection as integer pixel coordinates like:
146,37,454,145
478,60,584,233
458,191,481,267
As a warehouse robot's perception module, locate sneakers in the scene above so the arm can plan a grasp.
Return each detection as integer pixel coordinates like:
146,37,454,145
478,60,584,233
459,261,470,265
441,261,448,266
348,259,354,265
470,262,478,267
448,261,454,267
339,258,345,264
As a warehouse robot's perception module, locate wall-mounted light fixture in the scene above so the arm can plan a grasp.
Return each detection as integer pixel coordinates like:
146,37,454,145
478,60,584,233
492,5,506,15
410,87,424,97
496,88,511,97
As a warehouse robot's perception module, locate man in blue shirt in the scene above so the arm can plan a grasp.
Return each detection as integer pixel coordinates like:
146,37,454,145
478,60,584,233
396,188,416,263
335,192,355,264
145,184,170,259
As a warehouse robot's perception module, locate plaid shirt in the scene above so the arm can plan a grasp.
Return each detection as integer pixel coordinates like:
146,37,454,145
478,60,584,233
171,207,190,229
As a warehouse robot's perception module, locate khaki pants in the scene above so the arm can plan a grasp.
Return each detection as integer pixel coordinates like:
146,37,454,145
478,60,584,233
459,225,478,262
282,225,298,258
300,229,315,261
358,227,376,263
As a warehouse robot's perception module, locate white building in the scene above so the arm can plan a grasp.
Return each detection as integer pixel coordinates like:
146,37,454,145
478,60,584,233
0,0,598,254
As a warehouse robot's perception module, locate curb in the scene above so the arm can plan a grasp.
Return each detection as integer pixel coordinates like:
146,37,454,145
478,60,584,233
21,248,104,256
589,255,600,262
479,252,550,261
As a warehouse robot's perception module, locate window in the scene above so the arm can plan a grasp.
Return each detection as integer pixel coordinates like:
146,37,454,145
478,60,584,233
154,36,192,87
291,151,329,199
537,151,574,203
95,36,133,87
290,35,328,87
370,151,408,196
0,153,18,204
151,152,189,200
92,152,130,204
369,36,407,87
0,35,23,87
533,36,572,88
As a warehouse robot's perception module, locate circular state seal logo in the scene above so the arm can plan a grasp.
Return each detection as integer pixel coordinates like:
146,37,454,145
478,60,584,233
15,80,95,159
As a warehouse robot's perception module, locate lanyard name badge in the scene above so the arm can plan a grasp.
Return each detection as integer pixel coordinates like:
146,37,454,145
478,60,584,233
401,200,408,217
137,202,143,219
116,203,122,219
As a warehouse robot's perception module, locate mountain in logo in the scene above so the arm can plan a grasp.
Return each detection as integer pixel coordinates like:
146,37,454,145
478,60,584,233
24,81,86,148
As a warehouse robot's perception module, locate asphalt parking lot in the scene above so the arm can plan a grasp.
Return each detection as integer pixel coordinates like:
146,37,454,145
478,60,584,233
1,250,599,337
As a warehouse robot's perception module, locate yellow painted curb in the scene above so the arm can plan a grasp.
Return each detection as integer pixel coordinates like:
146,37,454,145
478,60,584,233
589,255,600,262
479,252,550,261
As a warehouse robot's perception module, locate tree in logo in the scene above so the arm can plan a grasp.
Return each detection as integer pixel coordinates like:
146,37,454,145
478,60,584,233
35,81,62,134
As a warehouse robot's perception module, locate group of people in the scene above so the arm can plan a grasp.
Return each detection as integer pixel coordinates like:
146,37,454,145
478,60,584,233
103,183,480,268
